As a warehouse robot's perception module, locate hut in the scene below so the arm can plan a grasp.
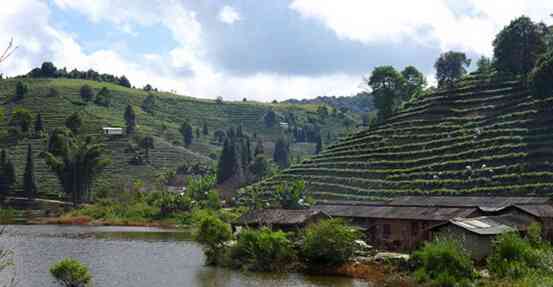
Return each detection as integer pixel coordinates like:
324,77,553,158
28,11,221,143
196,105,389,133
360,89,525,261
234,209,329,232
102,127,124,136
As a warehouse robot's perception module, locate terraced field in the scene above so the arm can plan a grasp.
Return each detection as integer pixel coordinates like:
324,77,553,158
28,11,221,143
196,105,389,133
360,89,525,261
0,78,352,198
255,74,553,200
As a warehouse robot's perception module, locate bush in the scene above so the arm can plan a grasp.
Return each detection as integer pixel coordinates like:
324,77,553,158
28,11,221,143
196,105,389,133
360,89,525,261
194,213,232,265
15,81,28,101
230,227,296,271
301,219,359,266
487,232,550,279
49,258,92,287
412,238,475,287
94,87,111,107
79,85,94,102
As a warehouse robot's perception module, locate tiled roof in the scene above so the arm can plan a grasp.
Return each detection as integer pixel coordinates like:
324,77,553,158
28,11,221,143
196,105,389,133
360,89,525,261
315,205,477,221
236,209,327,225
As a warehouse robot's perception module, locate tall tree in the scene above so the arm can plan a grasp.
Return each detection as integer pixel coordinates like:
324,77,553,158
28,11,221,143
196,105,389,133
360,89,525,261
79,84,94,102
476,56,493,75
94,87,111,107
367,66,405,120
34,113,44,136
401,66,426,101
530,48,553,98
254,139,264,156
43,128,110,205
434,51,471,87
264,110,277,128
23,144,37,200
140,136,154,162
14,81,28,101
119,75,131,88
202,122,209,136
217,138,238,183
9,107,32,134
180,122,194,146
315,134,322,155
142,94,156,114
124,105,136,134
65,112,82,134
273,137,289,168
196,127,201,139
0,150,15,196
493,16,546,76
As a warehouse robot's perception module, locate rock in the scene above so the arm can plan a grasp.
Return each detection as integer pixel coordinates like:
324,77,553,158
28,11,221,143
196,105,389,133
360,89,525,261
373,252,410,265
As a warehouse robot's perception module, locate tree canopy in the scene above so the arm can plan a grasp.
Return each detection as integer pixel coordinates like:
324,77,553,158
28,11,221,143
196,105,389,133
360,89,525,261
124,105,136,134
367,66,405,119
434,51,471,87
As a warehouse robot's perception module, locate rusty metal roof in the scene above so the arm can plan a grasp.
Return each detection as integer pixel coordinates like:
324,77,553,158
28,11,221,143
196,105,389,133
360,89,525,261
236,209,328,226
388,196,551,209
514,204,553,218
315,205,477,221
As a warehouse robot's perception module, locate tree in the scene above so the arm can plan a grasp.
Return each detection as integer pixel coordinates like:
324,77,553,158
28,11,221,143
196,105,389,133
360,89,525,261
47,87,59,97
43,129,110,205
367,66,405,119
314,134,322,155
15,81,28,101
180,122,193,146
301,219,360,266
317,105,329,119
196,127,201,139
254,139,264,156
273,137,289,168
79,85,94,102
23,144,37,200
476,56,493,74
119,75,131,88
94,87,111,107
140,136,154,162
0,150,16,195
264,110,277,128
143,84,153,91
401,65,426,101
65,112,82,134
142,94,155,114
40,62,57,78
34,113,44,136
493,16,546,76
10,107,33,134
202,122,209,136
530,48,553,98
434,51,471,87
124,105,136,134
217,138,238,183
250,155,268,179
194,214,232,265
49,258,92,287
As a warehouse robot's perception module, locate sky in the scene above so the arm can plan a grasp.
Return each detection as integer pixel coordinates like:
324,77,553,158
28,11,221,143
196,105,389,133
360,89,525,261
1,1,553,102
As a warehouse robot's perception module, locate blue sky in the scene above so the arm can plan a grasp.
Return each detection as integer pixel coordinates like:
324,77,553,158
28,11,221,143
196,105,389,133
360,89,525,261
1,1,552,101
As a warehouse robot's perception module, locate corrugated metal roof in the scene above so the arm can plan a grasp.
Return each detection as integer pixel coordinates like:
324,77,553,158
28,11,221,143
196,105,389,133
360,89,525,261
514,204,553,218
388,196,551,209
445,213,535,235
236,209,327,225
315,205,477,221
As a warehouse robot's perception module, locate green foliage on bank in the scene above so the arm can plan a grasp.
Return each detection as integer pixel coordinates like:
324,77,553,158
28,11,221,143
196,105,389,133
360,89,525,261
49,258,92,287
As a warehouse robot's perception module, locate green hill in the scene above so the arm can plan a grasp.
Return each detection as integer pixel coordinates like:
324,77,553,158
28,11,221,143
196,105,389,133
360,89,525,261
255,74,553,200
0,78,355,199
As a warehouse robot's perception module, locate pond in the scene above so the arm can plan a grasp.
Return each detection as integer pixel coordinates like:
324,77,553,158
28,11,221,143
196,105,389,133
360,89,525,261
0,225,366,287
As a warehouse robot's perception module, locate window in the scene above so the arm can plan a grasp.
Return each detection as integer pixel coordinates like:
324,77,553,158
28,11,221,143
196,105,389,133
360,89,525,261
383,224,391,239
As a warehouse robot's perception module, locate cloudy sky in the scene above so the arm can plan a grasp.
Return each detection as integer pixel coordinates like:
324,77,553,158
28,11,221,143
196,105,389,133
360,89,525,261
1,1,552,101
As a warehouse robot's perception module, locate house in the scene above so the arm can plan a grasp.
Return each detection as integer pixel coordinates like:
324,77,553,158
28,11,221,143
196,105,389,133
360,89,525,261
102,127,124,136
432,213,537,260
315,203,480,250
234,208,330,231
314,196,553,251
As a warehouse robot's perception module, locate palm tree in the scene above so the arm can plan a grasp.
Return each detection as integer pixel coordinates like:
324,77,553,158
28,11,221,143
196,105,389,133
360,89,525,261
43,128,110,205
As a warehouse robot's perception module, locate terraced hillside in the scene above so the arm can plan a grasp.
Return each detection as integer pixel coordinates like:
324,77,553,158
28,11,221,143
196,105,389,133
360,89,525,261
0,78,354,198
257,75,553,200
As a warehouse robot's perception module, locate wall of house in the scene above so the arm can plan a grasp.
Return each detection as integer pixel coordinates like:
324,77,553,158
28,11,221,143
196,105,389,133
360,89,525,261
435,225,493,260
361,218,445,251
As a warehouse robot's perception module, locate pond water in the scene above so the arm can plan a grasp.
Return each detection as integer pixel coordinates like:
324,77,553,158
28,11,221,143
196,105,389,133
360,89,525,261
0,225,365,287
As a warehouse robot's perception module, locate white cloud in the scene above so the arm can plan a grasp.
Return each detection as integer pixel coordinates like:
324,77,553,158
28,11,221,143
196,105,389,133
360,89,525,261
290,0,553,55
218,5,241,24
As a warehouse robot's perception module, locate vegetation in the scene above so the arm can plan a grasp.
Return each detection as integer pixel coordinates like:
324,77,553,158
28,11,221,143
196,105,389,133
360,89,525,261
94,87,112,107
273,136,289,168
194,213,232,265
413,238,475,287
65,112,82,134
49,258,92,287
28,61,131,88
301,219,360,267
23,144,37,199
9,107,32,134
14,81,28,101
0,150,15,195
530,48,553,98
434,51,471,87
124,104,136,134
79,85,94,102
179,121,193,146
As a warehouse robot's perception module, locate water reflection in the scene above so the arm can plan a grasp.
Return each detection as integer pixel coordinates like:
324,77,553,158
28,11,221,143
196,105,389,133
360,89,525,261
0,225,364,287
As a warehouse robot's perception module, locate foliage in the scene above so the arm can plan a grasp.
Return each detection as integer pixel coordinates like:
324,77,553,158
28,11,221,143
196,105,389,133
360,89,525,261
49,258,92,287
217,138,238,183
301,219,360,266
412,238,475,287
434,51,471,87
476,56,493,75
124,105,136,134
79,85,94,102
34,113,44,135
194,213,233,265
250,155,268,179
142,94,156,114
43,128,110,205
273,136,289,168
314,134,322,155
275,180,309,209
119,75,131,88
230,228,296,271
27,61,131,88
487,231,553,280
401,65,427,102
493,16,546,76
65,112,82,134
179,122,193,146
0,150,15,195
139,136,154,162
202,122,208,136
264,109,277,128
368,66,405,119
9,107,32,134
23,144,37,199
15,81,28,101
94,87,111,107
529,48,553,98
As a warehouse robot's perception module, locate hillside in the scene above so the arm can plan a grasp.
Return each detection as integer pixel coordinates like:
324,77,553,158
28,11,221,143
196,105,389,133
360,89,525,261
255,74,553,200
285,92,374,114
0,78,355,198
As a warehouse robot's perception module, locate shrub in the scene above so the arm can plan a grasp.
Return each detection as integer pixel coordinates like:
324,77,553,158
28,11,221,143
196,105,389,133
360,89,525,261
412,238,475,287
94,87,111,107
15,81,28,100
194,213,232,265
487,232,542,279
230,228,296,271
301,219,359,266
9,107,33,133
79,85,94,102
49,258,92,287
